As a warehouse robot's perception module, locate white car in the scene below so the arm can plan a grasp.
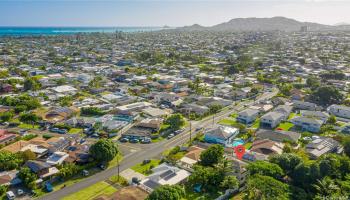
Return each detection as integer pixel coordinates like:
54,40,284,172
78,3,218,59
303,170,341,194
167,134,175,139
6,191,15,200
17,189,24,196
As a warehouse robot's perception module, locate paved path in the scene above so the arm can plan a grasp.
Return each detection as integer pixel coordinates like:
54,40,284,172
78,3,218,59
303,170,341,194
38,90,277,200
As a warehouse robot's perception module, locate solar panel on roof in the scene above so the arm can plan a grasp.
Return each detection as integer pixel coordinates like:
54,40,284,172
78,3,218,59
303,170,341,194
143,179,160,189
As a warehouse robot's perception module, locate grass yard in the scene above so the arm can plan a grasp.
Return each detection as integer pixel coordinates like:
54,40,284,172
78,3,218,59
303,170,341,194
244,142,253,150
68,128,83,134
276,122,294,131
131,159,161,175
184,186,222,200
251,119,260,129
219,118,236,126
18,123,40,129
108,153,123,169
62,181,117,200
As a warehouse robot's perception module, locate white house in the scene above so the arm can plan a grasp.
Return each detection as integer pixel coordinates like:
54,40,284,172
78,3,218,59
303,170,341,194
236,108,260,124
260,111,285,128
327,104,350,119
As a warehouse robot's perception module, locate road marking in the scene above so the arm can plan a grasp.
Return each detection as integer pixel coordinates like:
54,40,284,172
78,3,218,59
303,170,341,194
117,143,142,151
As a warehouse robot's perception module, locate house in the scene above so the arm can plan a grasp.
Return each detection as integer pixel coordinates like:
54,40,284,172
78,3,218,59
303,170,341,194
274,105,293,119
116,102,152,115
0,130,17,145
45,107,75,122
236,108,260,124
306,137,342,159
300,110,329,122
250,139,284,155
197,96,232,107
327,104,350,119
46,151,69,165
25,160,59,179
137,118,163,131
0,170,21,186
142,107,170,118
178,146,205,170
255,129,301,143
290,116,324,133
180,103,209,116
293,100,318,111
204,126,239,147
139,163,191,192
249,104,273,114
260,111,285,128
51,85,77,94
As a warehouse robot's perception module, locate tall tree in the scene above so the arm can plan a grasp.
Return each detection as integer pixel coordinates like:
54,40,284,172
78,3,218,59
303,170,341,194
200,144,224,167
89,139,118,163
244,174,289,200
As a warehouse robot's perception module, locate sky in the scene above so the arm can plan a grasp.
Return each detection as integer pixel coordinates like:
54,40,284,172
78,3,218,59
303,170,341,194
1,0,350,27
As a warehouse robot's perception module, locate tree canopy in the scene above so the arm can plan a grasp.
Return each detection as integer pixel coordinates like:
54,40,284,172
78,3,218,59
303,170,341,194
89,139,118,163
244,174,289,200
247,160,284,179
200,144,224,167
146,185,185,200
310,85,344,106
164,114,185,130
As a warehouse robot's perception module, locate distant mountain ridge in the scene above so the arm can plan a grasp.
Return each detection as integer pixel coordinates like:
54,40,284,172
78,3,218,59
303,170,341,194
179,17,349,32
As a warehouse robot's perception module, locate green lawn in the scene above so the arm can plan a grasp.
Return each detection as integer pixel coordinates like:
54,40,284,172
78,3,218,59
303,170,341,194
219,118,236,126
244,142,253,150
276,122,294,131
108,153,123,169
288,113,296,120
184,186,221,200
131,159,161,175
18,123,40,129
62,181,117,200
251,119,260,129
68,128,83,134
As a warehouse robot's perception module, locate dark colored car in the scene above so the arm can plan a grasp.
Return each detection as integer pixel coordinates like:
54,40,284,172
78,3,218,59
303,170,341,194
129,138,139,143
119,137,129,143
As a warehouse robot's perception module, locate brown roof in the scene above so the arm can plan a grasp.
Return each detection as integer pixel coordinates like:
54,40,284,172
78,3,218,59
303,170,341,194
0,174,11,185
1,140,29,153
0,136,60,153
250,139,284,155
184,146,205,161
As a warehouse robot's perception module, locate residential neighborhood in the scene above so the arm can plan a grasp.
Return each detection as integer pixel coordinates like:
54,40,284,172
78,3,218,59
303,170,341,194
0,19,350,200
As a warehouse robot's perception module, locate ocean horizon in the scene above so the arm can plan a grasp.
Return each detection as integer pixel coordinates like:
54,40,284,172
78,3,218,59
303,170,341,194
0,26,167,36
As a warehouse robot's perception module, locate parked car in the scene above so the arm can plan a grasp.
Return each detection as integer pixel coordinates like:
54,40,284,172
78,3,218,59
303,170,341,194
143,159,151,164
82,170,89,176
19,129,28,135
167,133,175,139
129,138,139,143
99,164,106,170
141,137,151,144
45,182,53,192
6,191,15,200
17,189,24,196
132,177,141,184
195,127,202,131
119,137,129,143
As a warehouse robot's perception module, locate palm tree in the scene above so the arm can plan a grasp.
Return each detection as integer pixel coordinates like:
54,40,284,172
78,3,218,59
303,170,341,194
312,177,340,197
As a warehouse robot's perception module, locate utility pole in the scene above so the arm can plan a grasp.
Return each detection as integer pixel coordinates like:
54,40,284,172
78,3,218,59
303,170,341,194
117,155,120,181
189,122,192,142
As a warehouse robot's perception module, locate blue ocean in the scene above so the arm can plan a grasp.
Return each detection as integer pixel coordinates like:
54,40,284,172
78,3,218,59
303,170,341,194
0,27,165,36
